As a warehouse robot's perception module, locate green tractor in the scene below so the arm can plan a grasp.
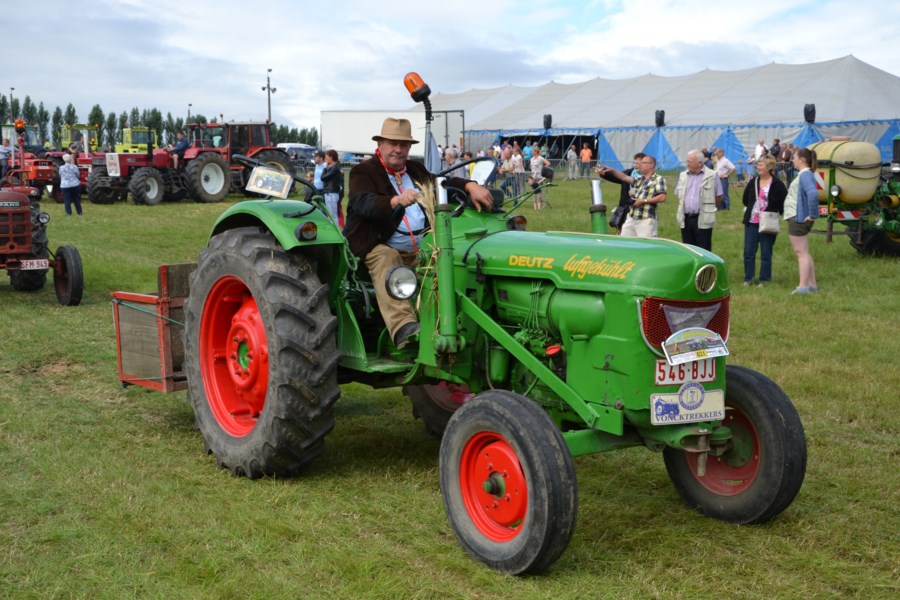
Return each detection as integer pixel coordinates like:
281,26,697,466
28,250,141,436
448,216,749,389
118,75,807,575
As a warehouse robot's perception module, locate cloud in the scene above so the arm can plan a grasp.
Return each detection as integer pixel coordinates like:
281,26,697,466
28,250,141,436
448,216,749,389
6,0,896,133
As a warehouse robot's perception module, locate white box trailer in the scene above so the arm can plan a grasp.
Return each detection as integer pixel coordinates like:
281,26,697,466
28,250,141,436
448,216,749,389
320,110,465,161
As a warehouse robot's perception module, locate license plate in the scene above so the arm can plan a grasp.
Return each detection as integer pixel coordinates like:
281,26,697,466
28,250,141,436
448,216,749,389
651,383,725,425
655,358,716,385
20,259,49,270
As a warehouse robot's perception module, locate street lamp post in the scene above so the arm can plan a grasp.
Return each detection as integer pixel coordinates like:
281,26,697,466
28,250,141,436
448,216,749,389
261,68,276,122
9,87,14,118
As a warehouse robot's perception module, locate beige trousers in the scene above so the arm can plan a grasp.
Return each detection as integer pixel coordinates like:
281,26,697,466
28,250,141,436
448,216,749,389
364,244,419,340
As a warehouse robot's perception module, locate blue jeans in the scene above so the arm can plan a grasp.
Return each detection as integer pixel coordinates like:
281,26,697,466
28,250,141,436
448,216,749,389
743,223,776,282
62,186,82,216
719,178,730,210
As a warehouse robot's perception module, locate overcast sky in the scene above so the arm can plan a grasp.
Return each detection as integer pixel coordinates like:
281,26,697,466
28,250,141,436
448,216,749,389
8,0,896,130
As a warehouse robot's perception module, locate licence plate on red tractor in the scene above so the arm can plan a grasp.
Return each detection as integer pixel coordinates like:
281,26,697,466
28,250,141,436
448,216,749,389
20,258,49,270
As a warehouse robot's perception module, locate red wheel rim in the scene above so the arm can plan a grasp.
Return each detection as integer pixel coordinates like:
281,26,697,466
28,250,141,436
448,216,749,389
200,275,269,437
458,431,528,542
686,404,761,495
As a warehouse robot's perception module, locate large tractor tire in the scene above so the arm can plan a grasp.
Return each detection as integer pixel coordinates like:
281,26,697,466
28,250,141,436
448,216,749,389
404,382,472,437
663,365,807,525
183,227,340,478
86,167,120,204
242,150,295,197
849,229,900,257
185,153,230,203
440,390,578,575
129,167,165,206
53,245,84,306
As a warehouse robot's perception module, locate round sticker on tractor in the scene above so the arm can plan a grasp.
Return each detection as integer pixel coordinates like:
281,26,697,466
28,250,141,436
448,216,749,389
678,382,705,411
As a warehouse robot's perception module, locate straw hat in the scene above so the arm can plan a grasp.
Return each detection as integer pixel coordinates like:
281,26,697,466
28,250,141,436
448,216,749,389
372,118,419,144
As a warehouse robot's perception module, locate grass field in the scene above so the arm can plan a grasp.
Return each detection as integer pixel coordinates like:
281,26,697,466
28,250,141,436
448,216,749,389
1,176,898,599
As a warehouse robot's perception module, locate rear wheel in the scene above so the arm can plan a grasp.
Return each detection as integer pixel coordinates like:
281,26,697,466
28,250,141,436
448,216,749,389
440,390,578,574
849,229,900,257
53,245,84,306
129,167,164,206
86,167,120,204
183,227,340,477
185,153,230,203
663,365,807,524
405,382,472,437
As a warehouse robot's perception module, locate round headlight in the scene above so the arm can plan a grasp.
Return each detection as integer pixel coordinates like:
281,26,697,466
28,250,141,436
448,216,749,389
695,264,718,294
506,215,527,231
295,221,317,241
386,265,418,300
38,212,51,224
830,184,841,198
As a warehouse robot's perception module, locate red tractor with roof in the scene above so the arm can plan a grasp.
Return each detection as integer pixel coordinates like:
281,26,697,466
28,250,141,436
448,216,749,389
85,120,292,205
2,119,56,199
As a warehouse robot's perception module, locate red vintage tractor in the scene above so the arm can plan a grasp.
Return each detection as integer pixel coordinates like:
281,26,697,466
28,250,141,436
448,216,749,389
0,186,83,305
85,121,293,206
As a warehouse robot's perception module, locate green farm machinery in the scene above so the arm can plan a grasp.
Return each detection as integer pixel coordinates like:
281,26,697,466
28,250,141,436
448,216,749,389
114,74,807,574
811,136,900,256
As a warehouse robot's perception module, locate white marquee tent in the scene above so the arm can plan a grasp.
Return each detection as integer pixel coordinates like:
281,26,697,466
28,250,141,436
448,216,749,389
422,56,900,170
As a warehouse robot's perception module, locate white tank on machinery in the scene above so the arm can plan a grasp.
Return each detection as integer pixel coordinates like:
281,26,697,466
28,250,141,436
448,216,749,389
809,138,882,205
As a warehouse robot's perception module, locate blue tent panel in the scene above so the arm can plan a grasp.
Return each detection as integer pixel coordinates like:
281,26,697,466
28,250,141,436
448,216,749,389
643,129,680,170
595,132,620,170
711,127,747,167
875,120,900,163
791,124,825,148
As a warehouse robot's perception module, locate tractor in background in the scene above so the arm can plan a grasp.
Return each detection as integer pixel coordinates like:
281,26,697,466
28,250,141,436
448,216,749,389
86,120,293,206
812,136,900,256
185,121,294,194
115,127,159,153
46,124,101,202
2,120,55,200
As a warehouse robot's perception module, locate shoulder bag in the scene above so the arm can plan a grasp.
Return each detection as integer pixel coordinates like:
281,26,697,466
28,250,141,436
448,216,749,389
758,211,781,234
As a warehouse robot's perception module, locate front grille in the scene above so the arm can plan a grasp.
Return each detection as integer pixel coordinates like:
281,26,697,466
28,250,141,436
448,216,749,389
640,296,730,350
0,209,31,252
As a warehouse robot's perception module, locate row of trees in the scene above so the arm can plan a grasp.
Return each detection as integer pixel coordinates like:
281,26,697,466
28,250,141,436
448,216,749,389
0,95,318,149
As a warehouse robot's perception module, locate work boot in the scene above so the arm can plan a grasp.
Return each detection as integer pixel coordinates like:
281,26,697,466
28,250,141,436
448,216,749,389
393,321,420,350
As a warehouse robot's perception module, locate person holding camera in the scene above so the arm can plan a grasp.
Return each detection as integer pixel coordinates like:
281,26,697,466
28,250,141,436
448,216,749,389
596,154,665,238
595,153,644,234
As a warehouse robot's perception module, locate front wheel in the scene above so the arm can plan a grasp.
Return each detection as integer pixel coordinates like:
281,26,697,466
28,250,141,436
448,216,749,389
183,227,340,478
86,167,120,204
185,153,230,203
440,390,578,575
129,167,164,206
53,245,84,306
663,365,807,524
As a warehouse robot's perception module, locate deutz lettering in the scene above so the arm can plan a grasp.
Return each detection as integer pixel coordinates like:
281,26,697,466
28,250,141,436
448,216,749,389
563,254,636,280
508,256,554,269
